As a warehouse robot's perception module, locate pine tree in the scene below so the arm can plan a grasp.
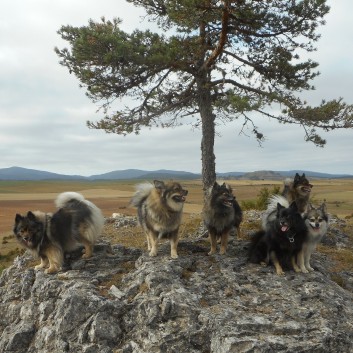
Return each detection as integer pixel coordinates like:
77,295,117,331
55,0,353,193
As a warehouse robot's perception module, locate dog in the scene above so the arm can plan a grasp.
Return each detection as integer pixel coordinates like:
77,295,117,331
297,202,329,272
203,182,243,255
282,173,313,214
249,201,307,275
13,192,104,274
130,180,188,259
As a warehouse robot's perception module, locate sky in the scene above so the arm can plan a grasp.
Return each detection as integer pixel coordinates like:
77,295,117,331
0,0,353,177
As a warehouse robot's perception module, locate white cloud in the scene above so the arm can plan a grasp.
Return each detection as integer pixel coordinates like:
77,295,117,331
0,0,352,176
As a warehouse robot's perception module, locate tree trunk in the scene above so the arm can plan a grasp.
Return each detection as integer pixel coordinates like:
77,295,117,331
197,73,216,198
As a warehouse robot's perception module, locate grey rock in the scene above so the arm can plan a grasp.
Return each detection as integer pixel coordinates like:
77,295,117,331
1,213,353,353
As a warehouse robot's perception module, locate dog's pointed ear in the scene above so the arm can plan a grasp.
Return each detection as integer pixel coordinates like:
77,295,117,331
289,201,299,211
15,213,23,223
27,211,36,220
213,181,219,188
153,180,165,191
320,200,327,213
276,202,284,211
308,203,314,211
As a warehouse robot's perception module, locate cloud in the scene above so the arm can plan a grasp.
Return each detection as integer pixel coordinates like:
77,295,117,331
0,0,352,176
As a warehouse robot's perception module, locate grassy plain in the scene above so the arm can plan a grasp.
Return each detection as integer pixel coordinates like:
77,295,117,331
1,178,352,271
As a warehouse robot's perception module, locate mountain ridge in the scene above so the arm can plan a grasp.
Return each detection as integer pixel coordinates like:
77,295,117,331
0,166,352,181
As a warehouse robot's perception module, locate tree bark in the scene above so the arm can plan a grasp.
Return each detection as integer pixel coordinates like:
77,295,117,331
197,73,216,197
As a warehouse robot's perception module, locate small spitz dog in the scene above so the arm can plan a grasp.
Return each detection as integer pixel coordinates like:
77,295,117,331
14,192,105,274
203,182,243,255
298,202,328,272
282,173,313,214
130,180,188,259
250,201,307,275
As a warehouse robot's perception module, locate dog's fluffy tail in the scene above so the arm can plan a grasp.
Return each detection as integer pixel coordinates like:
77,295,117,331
262,194,289,231
267,194,290,209
55,191,86,208
130,182,154,208
281,177,293,197
55,192,104,243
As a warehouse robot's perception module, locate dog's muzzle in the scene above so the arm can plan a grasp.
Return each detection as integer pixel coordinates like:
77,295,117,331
279,222,289,232
310,222,320,230
173,190,188,202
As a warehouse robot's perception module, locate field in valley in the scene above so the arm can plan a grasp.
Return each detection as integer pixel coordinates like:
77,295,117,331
1,178,353,270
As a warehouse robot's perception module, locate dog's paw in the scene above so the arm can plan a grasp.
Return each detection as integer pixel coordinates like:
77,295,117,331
276,269,285,276
45,267,59,274
307,266,315,272
149,250,157,257
34,264,44,270
170,253,179,259
293,263,302,273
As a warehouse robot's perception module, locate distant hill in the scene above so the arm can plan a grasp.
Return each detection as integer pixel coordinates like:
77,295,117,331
0,166,83,181
239,170,283,180
0,166,351,181
0,167,201,181
218,170,353,180
88,169,201,180
88,169,150,180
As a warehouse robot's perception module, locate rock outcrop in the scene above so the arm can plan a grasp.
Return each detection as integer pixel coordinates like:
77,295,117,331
0,215,353,353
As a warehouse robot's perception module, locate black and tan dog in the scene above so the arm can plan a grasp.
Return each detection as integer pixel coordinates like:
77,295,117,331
249,201,308,275
203,182,243,255
282,173,313,214
130,180,188,259
14,192,104,274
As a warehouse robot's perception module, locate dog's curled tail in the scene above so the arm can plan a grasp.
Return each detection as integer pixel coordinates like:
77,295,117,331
266,194,290,210
130,182,154,207
283,178,293,186
55,191,85,208
55,192,104,243
281,177,293,196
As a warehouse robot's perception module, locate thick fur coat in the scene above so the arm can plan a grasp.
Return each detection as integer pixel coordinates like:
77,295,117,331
249,202,308,275
130,180,188,258
14,192,104,274
203,182,243,255
299,202,329,272
281,173,313,214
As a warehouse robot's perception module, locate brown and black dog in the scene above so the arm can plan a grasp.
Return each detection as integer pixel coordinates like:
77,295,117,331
130,180,188,259
282,173,313,214
203,182,243,255
14,192,104,274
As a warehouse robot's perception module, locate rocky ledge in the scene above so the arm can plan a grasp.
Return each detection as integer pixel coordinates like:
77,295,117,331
0,216,353,353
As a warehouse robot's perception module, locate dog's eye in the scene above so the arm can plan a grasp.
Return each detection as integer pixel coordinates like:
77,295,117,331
309,218,315,222
318,218,323,222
